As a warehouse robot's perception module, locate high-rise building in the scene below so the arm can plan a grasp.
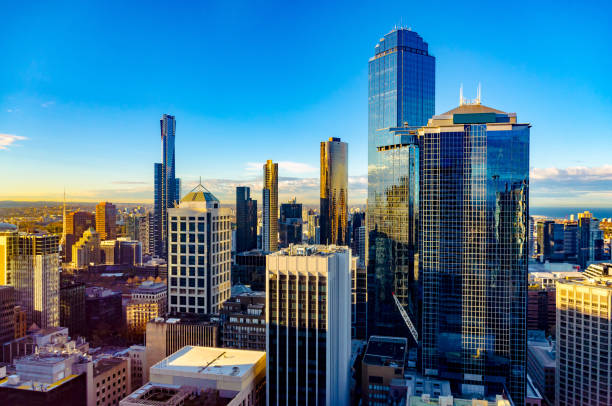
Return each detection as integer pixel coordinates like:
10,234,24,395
320,137,348,246
556,263,611,406
352,265,367,339
419,102,529,403
266,245,352,405
153,114,179,259
236,186,258,253
167,183,232,314
59,279,86,337
0,222,18,285
71,227,101,268
12,233,60,329
263,160,278,252
95,202,117,240
577,211,604,269
127,281,167,342
63,211,95,263
367,28,435,338
85,287,123,344
279,198,302,248
307,209,320,244
0,286,15,345
232,249,267,290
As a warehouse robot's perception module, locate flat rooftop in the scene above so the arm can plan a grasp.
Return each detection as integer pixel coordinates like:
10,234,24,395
271,244,350,257
528,344,556,368
363,336,407,367
151,346,265,379
0,374,80,392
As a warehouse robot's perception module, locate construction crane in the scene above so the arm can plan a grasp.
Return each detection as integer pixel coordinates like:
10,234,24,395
392,292,418,344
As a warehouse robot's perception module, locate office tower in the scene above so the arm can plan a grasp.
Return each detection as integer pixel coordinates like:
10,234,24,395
279,198,303,247
352,265,367,339
12,233,60,329
528,217,535,258
266,245,352,405
71,227,101,268
14,306,26,338
367,28,435,337
562,222,578,258
556,263,611,406
59,279,86,337
307,209,320,244
419,102,529,403
0,223,18,286
127,282,167,342
137,212,154,255
175,178,181,201
95,202,117,240
0,286,15,345
85,287,123,344
236,186,258,253
221,290,266,351
577,211,604,269
350,211,365,251
153,114,179,260
233,250,267,290
320,137,348,245
63,211,95,263
144,315,219,382
118,238,143,265
263,160,278,252
167,183,232,314
527,286,556,335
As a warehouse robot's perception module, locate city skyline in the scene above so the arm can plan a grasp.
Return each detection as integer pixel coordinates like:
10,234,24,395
1,1,611,208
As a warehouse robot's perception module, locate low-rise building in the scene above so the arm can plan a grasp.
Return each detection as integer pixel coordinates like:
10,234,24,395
220,290,265,351
361,336,408,404
527,338,555,406
91,357,131,406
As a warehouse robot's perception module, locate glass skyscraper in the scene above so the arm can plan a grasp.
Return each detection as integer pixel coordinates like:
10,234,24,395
320,137,348,246
236,186,257,253
263,160,278,252
367,28,435,338
153,114,180,259
419,103,529,404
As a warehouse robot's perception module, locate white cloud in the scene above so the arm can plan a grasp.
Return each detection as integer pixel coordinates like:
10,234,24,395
245,161,317,175
0,134,27,150
531,165,612,181
41,101,55,108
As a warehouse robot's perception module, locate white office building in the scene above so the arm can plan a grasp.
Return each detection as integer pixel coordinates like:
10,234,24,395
167,184,232,315
266,244,352,405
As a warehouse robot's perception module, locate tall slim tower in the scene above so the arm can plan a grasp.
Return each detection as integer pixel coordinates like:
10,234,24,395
95,202,117,240
236,186,258,253
367,28,435,337
320,137,348,246
419,102,529,404
153,114,179,259
263,160,278,252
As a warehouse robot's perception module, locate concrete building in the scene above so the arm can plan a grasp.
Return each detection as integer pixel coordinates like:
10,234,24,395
96,202,117,240
72,227,101,268
167,183,232,315
123,345,265,406
266,245,352,405
90,357,131,406
116,345,146,393
144,315,219,383
527,286,556,335
361,336,408,404
220,290,266,351
527,338,555,406
126,301,161,342
556,262,612,406
0,286,15,345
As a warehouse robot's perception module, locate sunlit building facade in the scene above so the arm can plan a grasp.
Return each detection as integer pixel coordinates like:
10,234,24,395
263,160,279,252
367,28,435,337
95,202,116,240
419,103,529,404
320,137,348,246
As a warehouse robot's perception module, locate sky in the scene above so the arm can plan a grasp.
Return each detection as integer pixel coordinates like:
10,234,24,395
1,0,611,207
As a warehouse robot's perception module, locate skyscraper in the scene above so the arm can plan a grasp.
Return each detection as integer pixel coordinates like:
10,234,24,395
320,137,348,246
279,198,302,248
263,160,278,252
236,186,258,253
63,210,95,263
419,102,529,403
167,183,232,315
266,245,352,405
367,28,435,337
95,202,116,240
153,114,179,259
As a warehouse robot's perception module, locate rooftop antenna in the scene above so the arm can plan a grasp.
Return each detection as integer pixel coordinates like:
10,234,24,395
476,82,482,104
459,83,464,106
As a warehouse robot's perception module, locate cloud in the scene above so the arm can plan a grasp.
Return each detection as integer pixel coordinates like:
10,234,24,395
245,161,317,175
41,101,55,108
530,165,612,207
0,134,27,150
112,181,149,185
531,165,612,181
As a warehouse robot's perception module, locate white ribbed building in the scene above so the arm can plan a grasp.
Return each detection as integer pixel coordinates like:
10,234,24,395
167,184,231,315
266,245,352,406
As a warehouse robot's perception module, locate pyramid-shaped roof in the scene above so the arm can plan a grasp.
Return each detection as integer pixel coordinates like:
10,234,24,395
442,103,506,115
181,183,219,203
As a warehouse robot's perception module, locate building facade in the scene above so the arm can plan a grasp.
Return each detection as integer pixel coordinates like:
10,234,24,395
167,184,232,315
556,263,611,406
221,290,266,351
320,137,348,246
419,103,529,404
367,28,435,338
266,245,352,405
279,198,302,248
153,114,179,260
236,186,258,253
72,227,101,268
63,211,95,263
263,160,278,252
0,286,15,345
59,279,86,337
95,202,117,240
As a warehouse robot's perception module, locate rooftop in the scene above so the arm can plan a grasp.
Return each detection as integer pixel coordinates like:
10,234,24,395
181,183,219,203
151,346,265,379
94,357,126,376
363,336,407,367
528,343,555,369
270,244,350,257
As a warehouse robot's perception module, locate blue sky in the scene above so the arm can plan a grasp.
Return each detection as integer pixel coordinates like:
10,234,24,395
1,0,611,206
